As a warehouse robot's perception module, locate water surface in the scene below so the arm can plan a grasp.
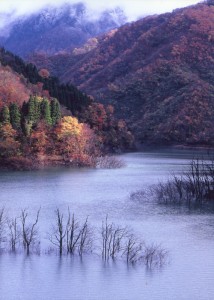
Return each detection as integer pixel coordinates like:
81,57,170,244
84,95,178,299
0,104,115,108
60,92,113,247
0,149,214,300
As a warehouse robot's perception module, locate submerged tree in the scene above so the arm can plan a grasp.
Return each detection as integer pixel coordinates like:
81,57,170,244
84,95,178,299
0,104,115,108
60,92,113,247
0,208,6,250
66,212,81,255
101,216,127,261
0,207,168,268
148,157,214,206
49,208,93,257
21,208,41,255
7,217,20,252
49,208,67,256
77,217,93,257
123,234,143,264
143,244,168,268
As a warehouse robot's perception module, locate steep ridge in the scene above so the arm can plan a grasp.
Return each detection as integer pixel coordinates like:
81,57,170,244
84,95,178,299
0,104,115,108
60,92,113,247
34,1,214,146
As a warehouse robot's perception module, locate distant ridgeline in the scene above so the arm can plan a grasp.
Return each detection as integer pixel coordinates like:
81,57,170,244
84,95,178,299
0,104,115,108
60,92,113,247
0,48,134,169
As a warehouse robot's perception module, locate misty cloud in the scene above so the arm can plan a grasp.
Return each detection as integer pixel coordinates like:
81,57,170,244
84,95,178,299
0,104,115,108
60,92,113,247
0,0,200,22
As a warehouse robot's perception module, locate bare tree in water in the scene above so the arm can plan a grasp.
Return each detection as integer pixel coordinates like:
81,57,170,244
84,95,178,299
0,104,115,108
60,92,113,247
101,216,127,261
143,243,168,268
148,157,214,206
0,208,6,251
66,211,81,255
7,216,20,252
49,208,67,256
21,208,41,255
123,234,143,264
78,217,93,257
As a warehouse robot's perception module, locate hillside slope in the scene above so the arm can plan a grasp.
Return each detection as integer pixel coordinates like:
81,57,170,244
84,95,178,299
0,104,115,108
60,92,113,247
36,1,214,146
0,48,134,162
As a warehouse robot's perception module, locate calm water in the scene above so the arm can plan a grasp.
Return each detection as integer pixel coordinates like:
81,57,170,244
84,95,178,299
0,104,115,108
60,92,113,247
0,149,214,300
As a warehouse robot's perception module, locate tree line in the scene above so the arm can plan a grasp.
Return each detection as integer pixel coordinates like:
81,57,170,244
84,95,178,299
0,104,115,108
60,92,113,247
131,157,214,207
152,158,214,206
0,208,167,268
0,96,61,133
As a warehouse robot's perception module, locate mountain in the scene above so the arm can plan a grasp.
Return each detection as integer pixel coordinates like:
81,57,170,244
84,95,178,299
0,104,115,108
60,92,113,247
30,1,214,146
0,2,127,58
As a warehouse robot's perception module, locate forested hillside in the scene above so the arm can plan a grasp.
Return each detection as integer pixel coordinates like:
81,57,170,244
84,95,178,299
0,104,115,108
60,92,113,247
30,1,214,146
0,48,134,169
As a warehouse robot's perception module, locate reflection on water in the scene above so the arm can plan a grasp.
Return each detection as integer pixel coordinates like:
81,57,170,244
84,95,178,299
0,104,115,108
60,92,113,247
0,149,214,300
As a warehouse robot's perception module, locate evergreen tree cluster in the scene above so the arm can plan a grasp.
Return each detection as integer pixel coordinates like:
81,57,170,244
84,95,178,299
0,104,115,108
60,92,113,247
0,96,61,134
0,48,92,115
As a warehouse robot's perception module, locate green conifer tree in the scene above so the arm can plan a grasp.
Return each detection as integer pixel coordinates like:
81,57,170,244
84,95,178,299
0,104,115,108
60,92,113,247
1,105,10,124
41,98,52,125
27,95,36,123
34,96,41,122
51,98,61,125
27,96,41,124
23,119,33,137
9,103,21,129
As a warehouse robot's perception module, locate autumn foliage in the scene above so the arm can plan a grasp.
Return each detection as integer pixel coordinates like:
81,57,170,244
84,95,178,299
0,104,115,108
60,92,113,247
0,65,30,108
0,96,99,168
0,93,133,169
54,116,98,165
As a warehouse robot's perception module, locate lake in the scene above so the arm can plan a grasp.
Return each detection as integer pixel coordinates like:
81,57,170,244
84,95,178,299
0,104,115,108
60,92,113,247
0,149,214,300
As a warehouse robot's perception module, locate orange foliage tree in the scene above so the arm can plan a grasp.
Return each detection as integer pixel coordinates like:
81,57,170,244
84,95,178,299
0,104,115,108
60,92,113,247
54,116,98,165
0,66,30,108
0,123,21,157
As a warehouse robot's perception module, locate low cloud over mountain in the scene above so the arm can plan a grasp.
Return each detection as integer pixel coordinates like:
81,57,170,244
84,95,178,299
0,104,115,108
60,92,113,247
0,2,127,57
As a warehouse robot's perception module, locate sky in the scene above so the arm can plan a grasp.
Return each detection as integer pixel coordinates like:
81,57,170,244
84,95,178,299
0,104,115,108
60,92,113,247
0,0,201,21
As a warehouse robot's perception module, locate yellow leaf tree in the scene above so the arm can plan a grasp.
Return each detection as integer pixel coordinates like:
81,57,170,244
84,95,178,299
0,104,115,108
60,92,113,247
54,116,97,165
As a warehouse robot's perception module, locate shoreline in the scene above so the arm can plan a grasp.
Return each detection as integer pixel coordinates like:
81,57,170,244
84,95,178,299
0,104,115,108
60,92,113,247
136,142,214,152
1,144,214,171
